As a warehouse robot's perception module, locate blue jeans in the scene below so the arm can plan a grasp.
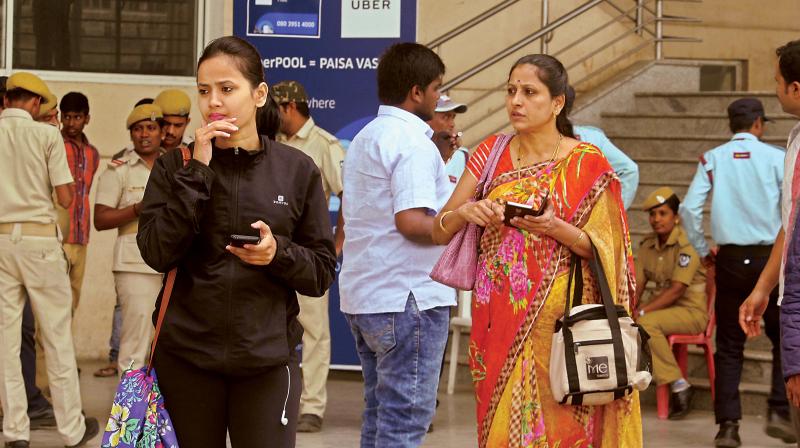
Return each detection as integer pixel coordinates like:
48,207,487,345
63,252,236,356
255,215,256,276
344,293,449,448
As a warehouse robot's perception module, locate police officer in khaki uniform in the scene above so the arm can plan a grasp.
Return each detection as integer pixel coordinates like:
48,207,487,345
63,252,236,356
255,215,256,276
95,104,165,374
0,72,98,447
635,187,708,421
272,80,345,433
36,91,59,128
153,89,192,151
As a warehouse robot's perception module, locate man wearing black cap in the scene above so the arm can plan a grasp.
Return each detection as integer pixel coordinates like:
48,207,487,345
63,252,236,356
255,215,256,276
681,97,790,447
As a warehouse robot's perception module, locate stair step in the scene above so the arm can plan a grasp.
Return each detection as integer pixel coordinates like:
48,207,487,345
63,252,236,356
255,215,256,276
634,158,702,182
633,91,785,115
607,135,788,160
600,113,796,137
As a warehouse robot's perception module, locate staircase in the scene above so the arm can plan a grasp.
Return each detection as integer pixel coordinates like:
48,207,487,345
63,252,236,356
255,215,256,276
600,91,794,415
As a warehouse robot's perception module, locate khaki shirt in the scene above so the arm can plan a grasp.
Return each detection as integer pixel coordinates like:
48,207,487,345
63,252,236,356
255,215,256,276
636,225,706,313
96,147,161,274
277,117,344,200
0,108,73,224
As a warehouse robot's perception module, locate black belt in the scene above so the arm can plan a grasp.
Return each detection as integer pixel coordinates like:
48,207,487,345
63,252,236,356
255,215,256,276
718,244,772,258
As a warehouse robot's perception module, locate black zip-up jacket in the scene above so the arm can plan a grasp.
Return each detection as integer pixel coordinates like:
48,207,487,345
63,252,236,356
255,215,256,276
137,137,336,373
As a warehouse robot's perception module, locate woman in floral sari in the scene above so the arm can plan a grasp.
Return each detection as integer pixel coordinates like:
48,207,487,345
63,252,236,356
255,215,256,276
432,54,642,447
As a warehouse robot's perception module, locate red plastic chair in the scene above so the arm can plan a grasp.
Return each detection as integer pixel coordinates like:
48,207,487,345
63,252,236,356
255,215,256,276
655,265,716,419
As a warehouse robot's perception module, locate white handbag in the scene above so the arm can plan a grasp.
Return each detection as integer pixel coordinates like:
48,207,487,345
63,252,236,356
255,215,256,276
550,246,652,406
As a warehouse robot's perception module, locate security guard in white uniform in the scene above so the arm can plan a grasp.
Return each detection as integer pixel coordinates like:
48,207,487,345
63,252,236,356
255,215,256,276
95,104,165,374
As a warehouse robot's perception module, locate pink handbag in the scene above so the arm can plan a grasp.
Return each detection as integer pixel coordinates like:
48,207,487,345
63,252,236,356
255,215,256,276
430,134,512,290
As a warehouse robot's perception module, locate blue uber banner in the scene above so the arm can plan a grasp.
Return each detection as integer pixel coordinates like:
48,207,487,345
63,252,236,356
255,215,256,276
234,0,418,369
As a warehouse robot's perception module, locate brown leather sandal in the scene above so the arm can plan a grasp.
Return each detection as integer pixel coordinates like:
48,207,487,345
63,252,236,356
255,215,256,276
93,365,118,377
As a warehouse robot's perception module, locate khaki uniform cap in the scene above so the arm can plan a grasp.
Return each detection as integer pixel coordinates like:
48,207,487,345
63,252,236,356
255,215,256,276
38,91,58,117
271,80,308,104
126,104,163,129
643,186,678,210
154,89,191,116
7,72,52,104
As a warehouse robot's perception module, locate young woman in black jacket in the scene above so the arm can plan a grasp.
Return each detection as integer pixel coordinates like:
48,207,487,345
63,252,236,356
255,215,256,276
136,36,337,447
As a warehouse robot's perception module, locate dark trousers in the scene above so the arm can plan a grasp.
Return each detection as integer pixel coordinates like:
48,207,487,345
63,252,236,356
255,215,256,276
153,348,301,448
21,298,50,413
714,245,788,423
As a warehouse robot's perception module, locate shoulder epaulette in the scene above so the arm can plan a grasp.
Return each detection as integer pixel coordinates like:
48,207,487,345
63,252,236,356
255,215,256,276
316,127,341,145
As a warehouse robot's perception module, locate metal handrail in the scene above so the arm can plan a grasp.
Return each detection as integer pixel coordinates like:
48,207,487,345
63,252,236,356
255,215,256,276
425,0,521,49
435,0,700,142
453,0,655,124
440,0,605,92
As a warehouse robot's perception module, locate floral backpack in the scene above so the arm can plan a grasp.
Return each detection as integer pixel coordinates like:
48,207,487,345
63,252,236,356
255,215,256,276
102,148,191,448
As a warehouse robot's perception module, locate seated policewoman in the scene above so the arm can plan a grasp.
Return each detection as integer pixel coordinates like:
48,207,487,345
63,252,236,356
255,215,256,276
635,187,708,420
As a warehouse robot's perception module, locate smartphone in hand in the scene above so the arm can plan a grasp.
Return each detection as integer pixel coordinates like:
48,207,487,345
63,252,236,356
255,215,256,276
229,234,260,248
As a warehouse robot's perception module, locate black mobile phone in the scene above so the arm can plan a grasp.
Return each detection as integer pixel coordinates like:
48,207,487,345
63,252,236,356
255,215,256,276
229,234,260,248
503,192,549,227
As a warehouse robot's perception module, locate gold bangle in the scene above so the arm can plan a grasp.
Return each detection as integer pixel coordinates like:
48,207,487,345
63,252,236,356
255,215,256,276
568,230,585,250
439,210,456,234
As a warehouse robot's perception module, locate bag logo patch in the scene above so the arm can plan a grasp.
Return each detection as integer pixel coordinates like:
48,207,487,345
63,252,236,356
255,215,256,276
586,356,610,380
679,253,691,267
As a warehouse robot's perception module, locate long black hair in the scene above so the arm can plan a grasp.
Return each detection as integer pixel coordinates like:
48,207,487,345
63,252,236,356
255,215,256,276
508,54,575,138
197,36,280,140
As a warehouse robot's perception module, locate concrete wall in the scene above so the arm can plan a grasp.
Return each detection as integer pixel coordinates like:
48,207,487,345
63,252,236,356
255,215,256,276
66,0,799,359
663,0,800,91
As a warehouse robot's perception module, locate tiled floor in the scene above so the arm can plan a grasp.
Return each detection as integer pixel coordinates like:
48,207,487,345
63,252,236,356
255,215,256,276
15,361,797,447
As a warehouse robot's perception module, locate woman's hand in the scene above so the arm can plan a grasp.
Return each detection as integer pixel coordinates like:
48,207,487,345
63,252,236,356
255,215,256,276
193,118,238,165
510,199,556,235
226,220,277,265
457,199,504,227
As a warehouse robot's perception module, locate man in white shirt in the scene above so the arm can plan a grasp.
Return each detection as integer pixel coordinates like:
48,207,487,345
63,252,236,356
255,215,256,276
340,42,454,447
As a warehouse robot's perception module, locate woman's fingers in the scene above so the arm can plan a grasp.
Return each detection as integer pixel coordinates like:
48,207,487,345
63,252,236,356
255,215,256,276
485,200,505,221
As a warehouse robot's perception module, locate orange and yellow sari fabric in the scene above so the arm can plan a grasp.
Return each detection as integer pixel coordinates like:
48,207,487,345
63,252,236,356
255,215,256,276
468,135,642,447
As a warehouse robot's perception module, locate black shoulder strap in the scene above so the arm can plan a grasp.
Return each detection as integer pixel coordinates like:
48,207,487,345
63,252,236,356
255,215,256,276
588,245,629,389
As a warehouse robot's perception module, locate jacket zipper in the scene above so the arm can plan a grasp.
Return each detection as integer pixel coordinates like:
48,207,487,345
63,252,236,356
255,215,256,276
225,148,242,371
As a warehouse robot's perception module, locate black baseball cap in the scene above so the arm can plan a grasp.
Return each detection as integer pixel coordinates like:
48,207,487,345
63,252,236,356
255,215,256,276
727,98,771,122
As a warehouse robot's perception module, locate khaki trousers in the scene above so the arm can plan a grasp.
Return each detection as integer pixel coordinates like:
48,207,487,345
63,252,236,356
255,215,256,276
62,243,87,312
115,271,163,374
297,290,331,417
0,233,86,445
638,305,707,385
